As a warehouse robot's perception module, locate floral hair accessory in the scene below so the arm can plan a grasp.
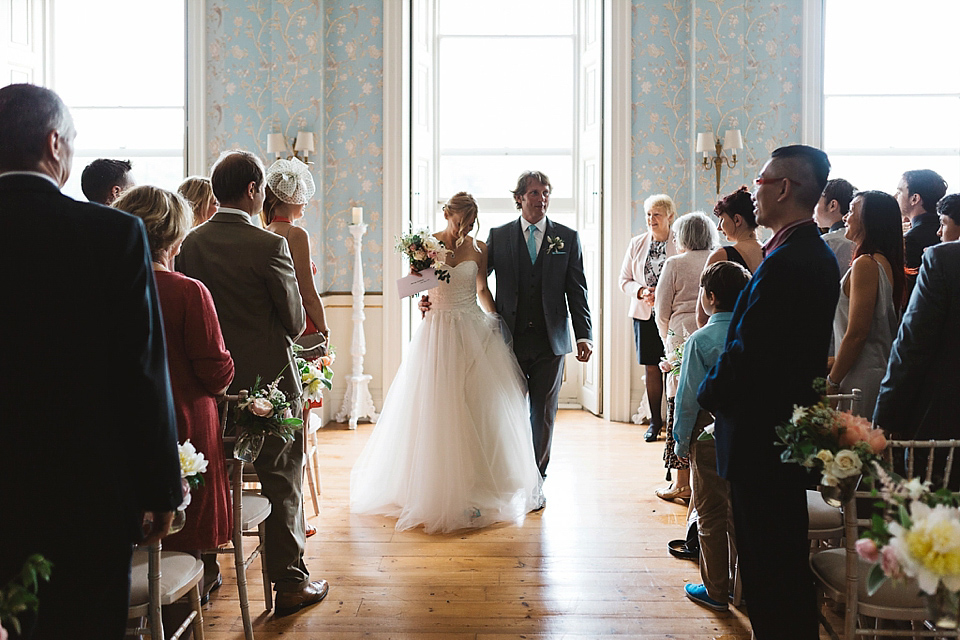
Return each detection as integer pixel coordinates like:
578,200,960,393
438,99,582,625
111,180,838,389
266,157,316,205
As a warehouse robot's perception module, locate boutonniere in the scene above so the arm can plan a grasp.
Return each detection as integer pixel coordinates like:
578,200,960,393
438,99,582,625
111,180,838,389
546,236,565,255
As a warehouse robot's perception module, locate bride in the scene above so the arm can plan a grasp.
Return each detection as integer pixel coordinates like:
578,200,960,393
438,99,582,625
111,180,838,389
350,192,544,534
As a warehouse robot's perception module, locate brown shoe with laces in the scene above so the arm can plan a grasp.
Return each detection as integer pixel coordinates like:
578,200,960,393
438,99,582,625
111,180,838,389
274,580,329,617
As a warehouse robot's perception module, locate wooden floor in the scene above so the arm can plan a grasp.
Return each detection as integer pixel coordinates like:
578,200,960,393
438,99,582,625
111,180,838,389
196,410,829,639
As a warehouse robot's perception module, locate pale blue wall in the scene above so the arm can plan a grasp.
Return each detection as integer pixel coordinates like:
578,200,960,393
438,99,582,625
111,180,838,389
206,0,804,290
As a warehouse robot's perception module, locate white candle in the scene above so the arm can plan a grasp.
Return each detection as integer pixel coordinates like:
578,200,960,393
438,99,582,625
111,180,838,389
352,207,363,225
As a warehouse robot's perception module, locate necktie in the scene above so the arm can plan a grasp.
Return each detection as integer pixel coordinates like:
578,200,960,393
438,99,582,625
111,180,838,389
527,224,538,263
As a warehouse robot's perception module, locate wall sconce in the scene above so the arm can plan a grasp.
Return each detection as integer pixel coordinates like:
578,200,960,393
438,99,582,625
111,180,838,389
266,131,315,164
696,129,744,194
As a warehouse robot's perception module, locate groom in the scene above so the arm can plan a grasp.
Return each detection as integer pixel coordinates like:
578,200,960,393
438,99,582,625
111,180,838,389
487,170,593,481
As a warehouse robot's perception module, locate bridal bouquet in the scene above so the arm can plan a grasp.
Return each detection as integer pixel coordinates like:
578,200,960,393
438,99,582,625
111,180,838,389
856,464,960,624
396,229,451,282
776,379,887,496
297,346,336,406
177,439,209,512
658,329,688,378
234,376,304,443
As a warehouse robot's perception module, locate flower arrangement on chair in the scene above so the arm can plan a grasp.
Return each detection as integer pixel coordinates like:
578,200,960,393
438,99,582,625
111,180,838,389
172,439,209,533
232,376,304,462
777,379,888,505
857,463,960,628
297,346,335,408
396,228,452,282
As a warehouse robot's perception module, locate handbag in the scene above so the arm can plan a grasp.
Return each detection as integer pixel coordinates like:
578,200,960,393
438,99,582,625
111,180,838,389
295,332,327,360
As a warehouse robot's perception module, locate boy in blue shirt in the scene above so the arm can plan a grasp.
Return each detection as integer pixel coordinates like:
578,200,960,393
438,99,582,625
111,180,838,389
673,261,751,612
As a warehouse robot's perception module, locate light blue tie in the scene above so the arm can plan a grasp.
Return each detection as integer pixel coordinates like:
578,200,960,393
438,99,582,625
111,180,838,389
527,224,538,263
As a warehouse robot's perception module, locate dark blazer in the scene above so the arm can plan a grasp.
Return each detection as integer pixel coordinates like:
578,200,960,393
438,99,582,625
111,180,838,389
486,218,592,355
874,242,960,439
698,223,840,482
904,212,940,297
177,210,305,401
0,173,181,635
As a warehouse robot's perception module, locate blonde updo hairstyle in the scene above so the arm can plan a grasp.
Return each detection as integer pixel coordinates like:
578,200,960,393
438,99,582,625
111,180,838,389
177,176,215,226
443,191,479,248
113,185,193,262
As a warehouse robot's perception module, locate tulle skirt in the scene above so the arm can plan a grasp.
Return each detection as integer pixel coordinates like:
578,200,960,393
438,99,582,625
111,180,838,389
350,305,543,534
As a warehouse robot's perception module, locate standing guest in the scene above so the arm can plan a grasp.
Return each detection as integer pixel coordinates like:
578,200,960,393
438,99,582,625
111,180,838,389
619,194,678,442
80,157,134,205
826,191,904,416
0,83,181,639
484,170,593,481
699,145,840,640
696,186,763,327
874,240,960,441
815,178,857,277
113,185,235,601
895,169,947,300
653,211,718,502
178,176,219,226
177,150,329,617
937,193,960,242
673,261,751,612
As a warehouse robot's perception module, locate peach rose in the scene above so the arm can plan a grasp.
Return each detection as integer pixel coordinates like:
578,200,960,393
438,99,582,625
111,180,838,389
250,397,275,418
856,538,880,564
836,411,872,447
865,428,888,455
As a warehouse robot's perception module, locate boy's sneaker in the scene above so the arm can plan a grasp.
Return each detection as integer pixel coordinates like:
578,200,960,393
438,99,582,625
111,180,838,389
684,583,729,612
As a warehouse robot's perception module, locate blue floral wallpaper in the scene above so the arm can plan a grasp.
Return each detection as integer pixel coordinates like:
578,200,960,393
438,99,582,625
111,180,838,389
206,0,803,289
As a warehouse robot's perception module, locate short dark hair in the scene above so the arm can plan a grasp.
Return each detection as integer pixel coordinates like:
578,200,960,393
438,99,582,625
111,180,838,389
714,185,757,229
937,193,960,226
80,158,133,204
511,170,552,210
700,261,751,312
0,84,70,172
769,145,831,210
821,178,856,216
902,169,948,214
210,150,264,204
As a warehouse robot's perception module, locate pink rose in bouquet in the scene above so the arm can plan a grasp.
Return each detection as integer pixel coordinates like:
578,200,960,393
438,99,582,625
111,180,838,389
836,411,872,448
250,397,275,418
856,538,880,564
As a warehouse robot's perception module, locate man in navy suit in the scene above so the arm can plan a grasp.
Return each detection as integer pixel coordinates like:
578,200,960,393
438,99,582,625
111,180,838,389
895,169,946,301
698,146,839,639
0,84,181,639
486,171,593,482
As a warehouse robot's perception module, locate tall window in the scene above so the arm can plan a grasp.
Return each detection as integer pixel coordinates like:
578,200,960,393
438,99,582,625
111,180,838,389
435,0,576,236
822,0,960,193
50,0,185,199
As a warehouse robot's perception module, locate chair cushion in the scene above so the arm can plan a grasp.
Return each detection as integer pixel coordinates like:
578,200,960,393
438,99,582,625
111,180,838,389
129,550,203,606
241,492,271,529
807,489,843,531
810,548,926,610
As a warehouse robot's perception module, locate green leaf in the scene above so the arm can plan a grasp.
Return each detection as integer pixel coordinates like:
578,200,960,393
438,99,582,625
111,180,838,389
866,562,888,596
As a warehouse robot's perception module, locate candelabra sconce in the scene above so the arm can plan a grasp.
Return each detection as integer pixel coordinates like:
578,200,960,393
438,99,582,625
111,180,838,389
266,131,316,164
696,129,744,194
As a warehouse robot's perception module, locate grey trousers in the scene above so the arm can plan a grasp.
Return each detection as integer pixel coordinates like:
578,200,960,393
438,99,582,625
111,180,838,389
253,404,309,592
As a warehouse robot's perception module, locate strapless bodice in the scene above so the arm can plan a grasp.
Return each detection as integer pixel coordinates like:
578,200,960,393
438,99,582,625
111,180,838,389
430,260,480,311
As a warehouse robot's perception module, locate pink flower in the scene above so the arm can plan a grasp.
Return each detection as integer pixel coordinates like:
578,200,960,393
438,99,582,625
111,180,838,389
1,621,8,640
250,397,275,418
856,538,880,563
864,428,888,455
880,545,903,579
836,411,872,447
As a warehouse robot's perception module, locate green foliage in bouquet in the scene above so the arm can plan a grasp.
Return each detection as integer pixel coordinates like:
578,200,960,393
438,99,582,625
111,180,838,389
0,554,52,636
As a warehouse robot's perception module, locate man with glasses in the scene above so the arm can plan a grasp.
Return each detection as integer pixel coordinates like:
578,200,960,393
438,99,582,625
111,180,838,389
698,145,840,639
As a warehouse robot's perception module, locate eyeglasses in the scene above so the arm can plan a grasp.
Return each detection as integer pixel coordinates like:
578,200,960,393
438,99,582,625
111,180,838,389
754,176,803,187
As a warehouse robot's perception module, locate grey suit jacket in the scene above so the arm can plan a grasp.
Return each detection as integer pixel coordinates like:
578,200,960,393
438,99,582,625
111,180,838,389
486,217,592,356
177,209,305,400
873,241,960,439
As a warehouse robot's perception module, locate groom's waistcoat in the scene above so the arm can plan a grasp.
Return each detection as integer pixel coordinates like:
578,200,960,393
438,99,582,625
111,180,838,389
514,230,547,336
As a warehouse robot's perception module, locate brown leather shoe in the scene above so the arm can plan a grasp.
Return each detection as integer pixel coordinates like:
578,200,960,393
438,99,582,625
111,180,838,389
274,580,330,617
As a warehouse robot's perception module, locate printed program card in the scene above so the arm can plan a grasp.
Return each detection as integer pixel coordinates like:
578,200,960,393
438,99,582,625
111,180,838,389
396,267,440,298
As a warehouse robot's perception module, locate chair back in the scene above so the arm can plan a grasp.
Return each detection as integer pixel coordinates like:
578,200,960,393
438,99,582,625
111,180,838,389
826,388,862,417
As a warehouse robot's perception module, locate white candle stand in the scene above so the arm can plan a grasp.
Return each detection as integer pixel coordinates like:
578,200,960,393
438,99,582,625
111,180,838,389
335,223,379,429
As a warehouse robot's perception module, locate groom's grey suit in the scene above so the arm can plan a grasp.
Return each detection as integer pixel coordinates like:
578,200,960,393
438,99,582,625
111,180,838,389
487,217,592,476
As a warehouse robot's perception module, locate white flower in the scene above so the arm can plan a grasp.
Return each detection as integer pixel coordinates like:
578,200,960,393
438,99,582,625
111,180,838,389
815,449,834,464
904,477,931,501
821,471,839,487
178,440,208,478
791,404,807,425
423,235,442,253
824,449,863,479
887,502,960,594
703,424,715,435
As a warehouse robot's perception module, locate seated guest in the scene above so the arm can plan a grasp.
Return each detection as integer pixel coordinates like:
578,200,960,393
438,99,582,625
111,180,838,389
654,211,718,502
113,185,235,599
80,158,134,205
178,176,219,226
696,186,762,327
673,261,751,612
874,240,960,441
895,169,947,300
815,178,856,277
937,193,960,242
826,191,904,417
619,194,678,442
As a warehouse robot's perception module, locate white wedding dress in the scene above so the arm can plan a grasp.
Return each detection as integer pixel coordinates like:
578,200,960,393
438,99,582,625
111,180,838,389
350,260,543,534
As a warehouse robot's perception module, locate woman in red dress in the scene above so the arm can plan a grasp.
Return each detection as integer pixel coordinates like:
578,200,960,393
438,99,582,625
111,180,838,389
113,186,234,592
